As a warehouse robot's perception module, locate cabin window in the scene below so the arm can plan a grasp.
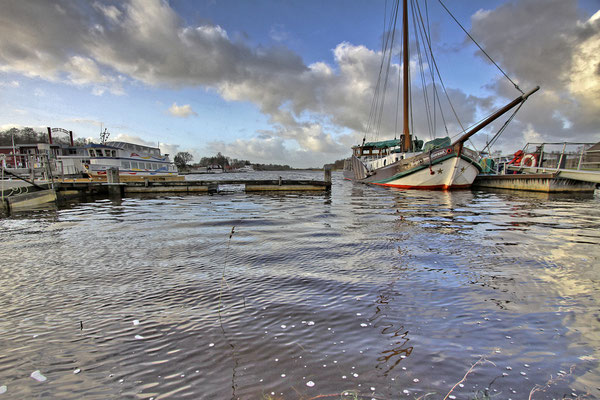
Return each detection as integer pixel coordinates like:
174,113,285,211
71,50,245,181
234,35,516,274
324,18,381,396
151,163,158,169
122,161,130,169
384,159,387,166
131,161,139,169
111,150,117,157
88,149,95,157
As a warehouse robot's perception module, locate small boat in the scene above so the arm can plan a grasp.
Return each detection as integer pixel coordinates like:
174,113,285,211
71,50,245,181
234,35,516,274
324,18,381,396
343,0,538,190
83,141,178,177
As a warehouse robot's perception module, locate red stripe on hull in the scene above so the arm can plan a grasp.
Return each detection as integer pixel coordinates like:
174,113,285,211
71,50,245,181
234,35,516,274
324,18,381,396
372,182,472,190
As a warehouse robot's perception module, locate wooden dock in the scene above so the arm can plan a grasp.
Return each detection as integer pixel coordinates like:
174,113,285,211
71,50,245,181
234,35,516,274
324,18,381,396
1,170,332,213
59,178,331,196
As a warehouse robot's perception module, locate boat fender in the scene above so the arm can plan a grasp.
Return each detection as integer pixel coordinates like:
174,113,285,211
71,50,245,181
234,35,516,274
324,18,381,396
521,154,537,167
446,148,452,154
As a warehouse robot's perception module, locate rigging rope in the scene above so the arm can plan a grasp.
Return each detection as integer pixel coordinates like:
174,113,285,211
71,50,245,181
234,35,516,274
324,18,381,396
365,0,400,142
437,0,524,94
411,0,434,140
480,102,525,154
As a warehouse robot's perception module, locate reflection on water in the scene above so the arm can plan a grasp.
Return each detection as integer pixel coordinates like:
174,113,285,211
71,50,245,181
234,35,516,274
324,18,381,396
0,172,598,399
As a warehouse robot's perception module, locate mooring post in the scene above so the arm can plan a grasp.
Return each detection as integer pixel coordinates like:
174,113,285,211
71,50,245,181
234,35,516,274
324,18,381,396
29,155,35,182
324,165,332,184
106,167,122,197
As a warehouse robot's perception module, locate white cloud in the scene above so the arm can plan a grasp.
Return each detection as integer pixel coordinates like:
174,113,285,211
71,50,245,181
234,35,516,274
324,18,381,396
269,24,289,42
92,2,122,23
168,103,197,118
0,80,19,88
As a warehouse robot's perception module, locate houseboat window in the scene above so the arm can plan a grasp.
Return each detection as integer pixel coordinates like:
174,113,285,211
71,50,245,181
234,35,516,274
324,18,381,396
131,161,139,169
111,150,117,157
122,161,130,169
145,162,151,169
88,149,95,157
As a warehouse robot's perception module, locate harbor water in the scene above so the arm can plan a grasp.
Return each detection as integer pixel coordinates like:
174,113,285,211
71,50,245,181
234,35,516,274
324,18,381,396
0,171,599,399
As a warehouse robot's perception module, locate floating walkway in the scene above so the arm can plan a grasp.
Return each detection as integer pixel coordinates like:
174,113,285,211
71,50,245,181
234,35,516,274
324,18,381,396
473,173,597,193
475,141,600,193
1,170,332,213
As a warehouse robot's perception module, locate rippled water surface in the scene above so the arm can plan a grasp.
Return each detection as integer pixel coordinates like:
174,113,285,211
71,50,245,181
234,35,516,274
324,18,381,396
1,171,599,399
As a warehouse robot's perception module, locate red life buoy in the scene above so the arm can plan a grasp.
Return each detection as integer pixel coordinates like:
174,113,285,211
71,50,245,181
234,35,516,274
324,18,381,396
521,154,537,167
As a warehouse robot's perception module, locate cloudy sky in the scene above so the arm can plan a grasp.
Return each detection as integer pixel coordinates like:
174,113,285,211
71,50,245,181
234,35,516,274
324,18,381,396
0,0,599,167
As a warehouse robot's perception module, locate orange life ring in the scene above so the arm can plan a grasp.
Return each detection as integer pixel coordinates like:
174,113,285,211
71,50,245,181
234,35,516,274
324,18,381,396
521,154,537,167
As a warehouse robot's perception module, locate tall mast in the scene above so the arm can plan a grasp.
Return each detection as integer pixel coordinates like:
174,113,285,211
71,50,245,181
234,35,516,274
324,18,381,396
402,0,411,152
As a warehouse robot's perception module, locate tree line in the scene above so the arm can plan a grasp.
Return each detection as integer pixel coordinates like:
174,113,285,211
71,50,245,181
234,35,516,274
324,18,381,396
0,127,87,146
174,151,292,171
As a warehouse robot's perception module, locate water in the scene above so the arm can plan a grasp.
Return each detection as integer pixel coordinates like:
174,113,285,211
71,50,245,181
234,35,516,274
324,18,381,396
1,171,599,399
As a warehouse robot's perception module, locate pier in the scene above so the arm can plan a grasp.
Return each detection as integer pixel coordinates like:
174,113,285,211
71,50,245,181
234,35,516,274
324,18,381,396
1,168,332,212
473,173,597,192
474,142,600,193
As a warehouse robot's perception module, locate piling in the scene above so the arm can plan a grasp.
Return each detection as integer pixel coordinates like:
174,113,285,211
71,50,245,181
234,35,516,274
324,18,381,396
324,165,332,184
105,168,124,197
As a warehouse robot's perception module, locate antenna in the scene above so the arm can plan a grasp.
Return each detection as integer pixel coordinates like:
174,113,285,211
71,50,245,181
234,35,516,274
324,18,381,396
100,128,110,144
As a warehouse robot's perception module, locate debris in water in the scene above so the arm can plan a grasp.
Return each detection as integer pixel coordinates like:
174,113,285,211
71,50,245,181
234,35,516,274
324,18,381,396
133,320,140,325
135,335,144,340
0,386,6,394
281,325,287,329
306,381,315,387
30,370,47,382
73,369,81,374
360,323,368,327
209,343,214,347
307,321,315,326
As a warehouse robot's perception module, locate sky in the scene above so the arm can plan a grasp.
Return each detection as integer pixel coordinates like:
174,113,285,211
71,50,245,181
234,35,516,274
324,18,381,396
0,0,599,168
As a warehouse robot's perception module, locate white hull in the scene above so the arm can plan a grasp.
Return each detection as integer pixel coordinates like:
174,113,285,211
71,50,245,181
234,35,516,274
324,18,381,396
379,156,479,189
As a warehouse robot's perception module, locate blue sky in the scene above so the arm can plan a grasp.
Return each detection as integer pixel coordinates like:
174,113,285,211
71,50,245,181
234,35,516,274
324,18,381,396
1,0,599,167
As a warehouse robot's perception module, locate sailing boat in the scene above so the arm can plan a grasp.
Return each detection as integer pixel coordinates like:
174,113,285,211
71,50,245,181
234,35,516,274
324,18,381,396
343,0,538,189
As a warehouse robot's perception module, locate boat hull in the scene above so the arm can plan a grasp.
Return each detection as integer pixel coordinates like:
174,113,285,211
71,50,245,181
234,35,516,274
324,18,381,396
344,149,481,190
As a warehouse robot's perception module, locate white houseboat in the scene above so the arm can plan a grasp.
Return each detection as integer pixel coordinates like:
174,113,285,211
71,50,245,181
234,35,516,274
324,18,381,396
82,141,178,177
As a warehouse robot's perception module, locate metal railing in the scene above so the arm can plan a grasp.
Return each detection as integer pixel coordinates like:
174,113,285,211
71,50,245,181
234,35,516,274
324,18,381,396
519,142,600,171
481,142,600,175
